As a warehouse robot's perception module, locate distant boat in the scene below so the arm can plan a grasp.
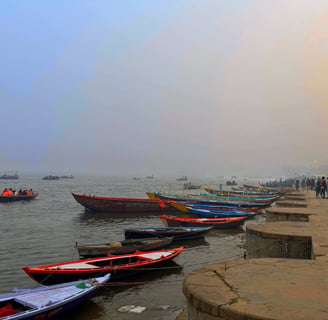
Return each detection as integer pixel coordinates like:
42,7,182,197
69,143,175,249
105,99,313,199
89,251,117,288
146,175,154,179
176,176,188,181
0,274,110,320
0,192,39,203
42,175,60,180
183,182,201,190
226,180,237,186
133,177,141,180
0,172,19,180
60,175,74,179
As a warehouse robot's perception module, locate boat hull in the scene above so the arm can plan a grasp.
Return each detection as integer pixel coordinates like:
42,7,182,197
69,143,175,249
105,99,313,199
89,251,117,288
160,215,247,229
72,193,177,214
76,237,174,257
0,194,39,203
124,227,212,240
22,248,183,285
0,275,109,320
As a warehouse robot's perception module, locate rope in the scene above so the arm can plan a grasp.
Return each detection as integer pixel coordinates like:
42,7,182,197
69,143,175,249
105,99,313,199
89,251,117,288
99,278,184,287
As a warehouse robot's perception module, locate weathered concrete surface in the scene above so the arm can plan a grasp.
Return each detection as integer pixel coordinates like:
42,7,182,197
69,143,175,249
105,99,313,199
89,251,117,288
265,207,314,222
183,258,328,320
183,191,328,320
275,200,307,208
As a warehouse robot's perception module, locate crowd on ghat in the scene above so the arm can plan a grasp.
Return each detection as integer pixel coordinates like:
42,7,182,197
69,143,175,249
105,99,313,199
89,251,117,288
1,188,34,196
262,176,328,199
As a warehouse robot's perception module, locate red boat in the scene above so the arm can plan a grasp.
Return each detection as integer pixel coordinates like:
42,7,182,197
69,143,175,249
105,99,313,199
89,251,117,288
160,215,248,229
71,193,177,214
22,247,184,285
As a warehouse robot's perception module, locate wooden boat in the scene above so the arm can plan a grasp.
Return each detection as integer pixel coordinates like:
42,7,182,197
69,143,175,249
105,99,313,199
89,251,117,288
204,187,278,199
0,274,110,319
72,193,177,214
169,201,259,213
22,247,183,285
160,215,247,229
124,226,213,240
147,192,267,209
186,207,257,218
76,236,174,257
0,193,39,203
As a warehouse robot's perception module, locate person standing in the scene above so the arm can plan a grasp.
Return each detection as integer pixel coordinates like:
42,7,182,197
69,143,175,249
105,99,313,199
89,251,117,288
320,176,327,198
316,178,321,198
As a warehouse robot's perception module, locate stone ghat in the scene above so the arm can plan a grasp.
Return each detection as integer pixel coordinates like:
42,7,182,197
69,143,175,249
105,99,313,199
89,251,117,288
182,191,328,320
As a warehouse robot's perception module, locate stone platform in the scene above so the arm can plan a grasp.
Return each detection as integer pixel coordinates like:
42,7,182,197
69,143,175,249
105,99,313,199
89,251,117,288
182,191,328,320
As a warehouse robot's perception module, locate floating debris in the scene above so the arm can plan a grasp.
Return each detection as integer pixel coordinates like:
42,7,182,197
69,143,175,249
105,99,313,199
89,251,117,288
118,305,146,313
158,305,170,310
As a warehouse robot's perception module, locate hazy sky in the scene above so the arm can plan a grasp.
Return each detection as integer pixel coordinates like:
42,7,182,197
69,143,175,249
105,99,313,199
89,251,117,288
1,1,328,177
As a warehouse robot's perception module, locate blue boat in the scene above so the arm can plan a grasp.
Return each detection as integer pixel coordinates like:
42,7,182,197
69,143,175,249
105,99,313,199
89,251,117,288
187,207,257,218
0,274,110,319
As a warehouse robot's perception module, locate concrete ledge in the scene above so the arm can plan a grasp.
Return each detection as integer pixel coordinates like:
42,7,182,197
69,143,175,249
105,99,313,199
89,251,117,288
245,222,312,259
183,258,328,320
265,207,314,222
182,191,328,320
275,200,307,208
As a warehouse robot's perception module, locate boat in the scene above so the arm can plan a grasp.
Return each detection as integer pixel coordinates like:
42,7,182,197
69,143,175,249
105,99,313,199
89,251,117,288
160,215,248,229
0,172,19,180
226,180,237,186
76,236,174,258
147,192,268,209
124,226,213,240
176,176,188,181
72,193,177,214
60,175,74,179
183,182,202,190
42,175,59,180
0,193,39,203
169,201,259,213
22,247,183,285
0,274,110,320
186,207,257,218
204,187,279,199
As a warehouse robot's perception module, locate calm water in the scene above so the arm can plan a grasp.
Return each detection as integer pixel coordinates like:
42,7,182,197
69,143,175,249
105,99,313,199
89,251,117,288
0,175,265,320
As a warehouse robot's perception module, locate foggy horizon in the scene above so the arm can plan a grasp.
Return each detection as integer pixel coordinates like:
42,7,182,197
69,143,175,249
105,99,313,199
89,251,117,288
1,1,328,179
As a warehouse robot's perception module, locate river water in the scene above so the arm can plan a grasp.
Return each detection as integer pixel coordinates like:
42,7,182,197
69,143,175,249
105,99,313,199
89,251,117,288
0,175,266,319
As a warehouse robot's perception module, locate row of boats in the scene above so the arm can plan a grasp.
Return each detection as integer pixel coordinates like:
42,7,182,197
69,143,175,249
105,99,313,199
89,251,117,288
0,184,287,319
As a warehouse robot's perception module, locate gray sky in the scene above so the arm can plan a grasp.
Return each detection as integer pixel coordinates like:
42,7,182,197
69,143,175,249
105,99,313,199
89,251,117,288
1,0,327,177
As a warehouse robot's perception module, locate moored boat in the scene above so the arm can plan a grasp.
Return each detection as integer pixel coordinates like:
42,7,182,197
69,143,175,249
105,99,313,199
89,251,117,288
204,187,279,199
72,193,177,214
186,207,257,218
76,236,174,257
22,247,184,285
160,215,247,229
147,192,268,209
0,274,110,320
124,226,213,240
169,201,259,213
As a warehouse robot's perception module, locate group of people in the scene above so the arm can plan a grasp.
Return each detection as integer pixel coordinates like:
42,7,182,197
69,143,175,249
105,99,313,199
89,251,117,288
1,188,34,196
315,177,327,199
